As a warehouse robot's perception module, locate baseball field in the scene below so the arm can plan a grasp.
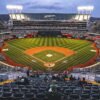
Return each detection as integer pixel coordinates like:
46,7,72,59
2,37,98,71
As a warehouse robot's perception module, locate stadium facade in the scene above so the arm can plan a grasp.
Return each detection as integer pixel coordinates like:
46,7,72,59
0,13,89,37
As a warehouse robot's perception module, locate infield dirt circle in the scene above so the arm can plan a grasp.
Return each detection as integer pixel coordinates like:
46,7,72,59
24,46,75,57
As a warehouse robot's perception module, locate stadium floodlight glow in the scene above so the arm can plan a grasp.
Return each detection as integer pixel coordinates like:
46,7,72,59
77,6,84,11
77,6,94,11
86,6,94,11
6,5,23,10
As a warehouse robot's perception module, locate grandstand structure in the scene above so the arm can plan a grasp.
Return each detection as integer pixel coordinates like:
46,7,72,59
0,5,93,36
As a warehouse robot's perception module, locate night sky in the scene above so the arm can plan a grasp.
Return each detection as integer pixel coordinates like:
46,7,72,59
0,0,100,17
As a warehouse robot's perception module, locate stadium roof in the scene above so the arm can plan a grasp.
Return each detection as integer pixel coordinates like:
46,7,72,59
0,13,89,21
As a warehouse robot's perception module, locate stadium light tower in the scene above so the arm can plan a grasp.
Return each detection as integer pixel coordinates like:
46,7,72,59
77,6,94,21
6,5,23,20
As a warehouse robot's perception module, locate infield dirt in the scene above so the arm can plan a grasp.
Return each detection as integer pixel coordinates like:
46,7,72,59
24,46,75,57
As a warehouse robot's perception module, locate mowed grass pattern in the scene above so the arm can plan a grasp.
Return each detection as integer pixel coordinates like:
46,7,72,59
4,37,96,71
34,50,65,62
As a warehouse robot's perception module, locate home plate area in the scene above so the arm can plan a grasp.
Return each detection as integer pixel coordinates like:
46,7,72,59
44,62,55,68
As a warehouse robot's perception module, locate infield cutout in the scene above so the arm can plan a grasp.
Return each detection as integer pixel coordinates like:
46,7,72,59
24,46,75,56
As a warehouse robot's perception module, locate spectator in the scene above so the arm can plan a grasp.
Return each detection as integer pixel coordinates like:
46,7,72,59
78,77,87,87
69,75,74,81
26,69,30,76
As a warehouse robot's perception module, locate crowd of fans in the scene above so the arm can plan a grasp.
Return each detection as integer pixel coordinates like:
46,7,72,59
0,58,99,100
0,71,99,100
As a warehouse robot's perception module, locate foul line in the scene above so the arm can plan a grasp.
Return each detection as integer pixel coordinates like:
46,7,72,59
7,44,75,65
8,44,46,63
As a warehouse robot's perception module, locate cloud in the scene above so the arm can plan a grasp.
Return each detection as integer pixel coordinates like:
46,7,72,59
4,0,95,11
29,5,63,10
22,0,64,9
0,0,99,17
25,0,64,10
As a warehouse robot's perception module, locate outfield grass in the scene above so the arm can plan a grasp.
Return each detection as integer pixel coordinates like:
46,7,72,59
4,37,97,71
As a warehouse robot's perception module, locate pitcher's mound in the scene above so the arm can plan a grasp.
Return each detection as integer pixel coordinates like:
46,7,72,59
46,54,53,57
